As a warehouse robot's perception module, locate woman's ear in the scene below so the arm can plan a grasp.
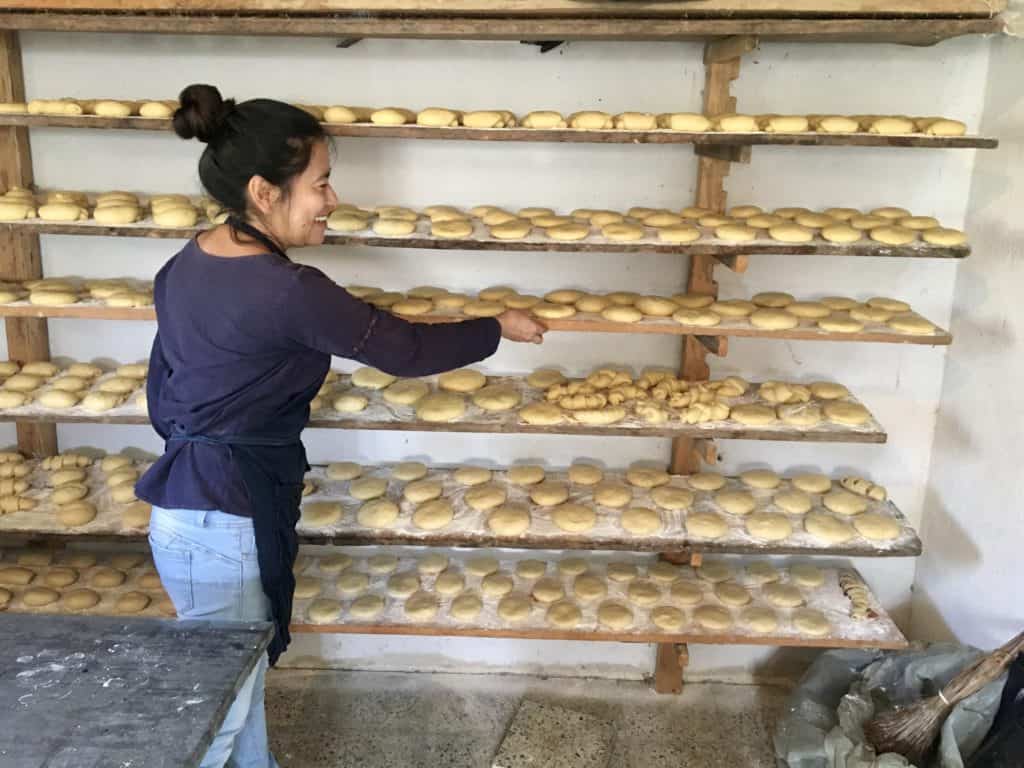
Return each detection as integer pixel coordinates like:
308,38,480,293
246,175,282,216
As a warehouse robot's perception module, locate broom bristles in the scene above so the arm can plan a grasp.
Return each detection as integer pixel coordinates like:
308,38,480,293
864,695,950,766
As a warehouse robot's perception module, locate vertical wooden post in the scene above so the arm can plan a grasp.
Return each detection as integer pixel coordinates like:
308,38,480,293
0,31,57,458
655,35,756,696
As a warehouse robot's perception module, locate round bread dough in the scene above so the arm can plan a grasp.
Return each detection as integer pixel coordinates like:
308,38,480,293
82,392,125,413
497,593,532,623
526,368,567,389
804,512,855,543
602,305,643,323
294,576,322,599
4,373,43,392
508,464,545,486
567,463,603,486
38,389,80,409
438,369,486,393
793,608,830,637
333,393,368,412
373,218,416,236
0,565,34,585
58,501,98,527
751,292,794,308
392,298,434,316
349,594,386,620
730,404,777,426
716,490,757,515
778,403,823,427
326,462,362,481
350,476,388,500
300,501,343,528
715,582,752,607
464,483,506,512
715,224,757,243
601,222,645,241
463,557,498,577
546,600,582,628
391,461,428,482
789,563,825,588
532,302,576,320
746,512,794,541
648,605,684,631
673,308,720,327
769,224,814,243
453,465,492,486
519,402,565,426
593,482,632,508
403,479,443,503
922,227,967,246
823,489,869,516
695,605,733,631
575,295,611,313
487,503,530,535
529,481,569,507
597,601,633,629
607,562,639,583
824,401,870,426
870,225,916,245
91,567,126,588
746,562,781,584
387,571,420,598
697,562,732,583
686,512,728,539
740,469,781,489
711,299,756,318
650,486,693,510
620,506,662,535
573,574,607,602
853,512,901,541
481,572,515,598
489,219,533,239
625,467,670,489
626,579,661,606
888,313,937,335
551,502,596,532
63,588,101,610
307,598,342,624
357,499,400,528
0,390,28,408
52,483,89,505
810,381,850,400
820,224,863,244
741,607,779,633
435,570,465,595
415,553,448,575
382,379,430,406
646,562,681,583
688,472,727,491
786,301,832,320
412,499,454,530
337,571,370,595
773,489,813,514
545,223,590,241
320,553,354,574
23,586,60,606
449,592,483,622
462,300,505,318
670,580,703,605
658,225,701,243
351,367,397,390
750,309,800,330
557,558,588,577
44,567,79,588
764,583,804,607
416,392,466,422
527,577,563,604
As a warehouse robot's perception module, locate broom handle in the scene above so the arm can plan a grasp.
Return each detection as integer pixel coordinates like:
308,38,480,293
940,630,1024,703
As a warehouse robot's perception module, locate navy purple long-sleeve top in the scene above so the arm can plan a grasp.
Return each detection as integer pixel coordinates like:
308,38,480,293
135,238,502,517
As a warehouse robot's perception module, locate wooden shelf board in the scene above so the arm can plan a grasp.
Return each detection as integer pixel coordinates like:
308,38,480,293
0,302,951,347
0,219,971,261
0,114,997,150
0,462,922,558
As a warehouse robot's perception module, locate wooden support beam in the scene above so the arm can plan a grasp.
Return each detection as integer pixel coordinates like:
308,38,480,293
0,31,56,458
714,253,750,273
654,642,689,695
696,334,728,357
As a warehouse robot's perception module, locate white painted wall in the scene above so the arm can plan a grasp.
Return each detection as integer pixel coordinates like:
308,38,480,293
9,32,992,679
910,34,1024,650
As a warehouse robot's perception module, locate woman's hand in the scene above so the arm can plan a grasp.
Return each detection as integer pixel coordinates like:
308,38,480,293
497,310,547,344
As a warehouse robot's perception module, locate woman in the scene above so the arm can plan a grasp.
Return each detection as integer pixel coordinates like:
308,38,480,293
135,84,546,768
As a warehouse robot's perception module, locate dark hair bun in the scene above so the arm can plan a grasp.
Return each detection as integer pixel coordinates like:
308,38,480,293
173,84,236,143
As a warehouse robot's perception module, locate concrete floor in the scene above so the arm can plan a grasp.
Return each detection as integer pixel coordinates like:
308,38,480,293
266,669,789,767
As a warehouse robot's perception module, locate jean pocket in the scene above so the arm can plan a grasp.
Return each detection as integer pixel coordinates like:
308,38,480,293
148,529,193,615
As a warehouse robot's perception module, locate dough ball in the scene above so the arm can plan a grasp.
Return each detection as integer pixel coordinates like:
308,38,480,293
793,608,830,637
416,392,466,422
789,563,825,588
660,112,712,131
711,299,756,317
480,572,515,598
357,498,400,528
715,490,757,516
557,558,589,577
58,501,98,528
658,225,701,243
350,476,388,500
528,481,568,507
391,461,428,481
38,389,80,409
532,302,576,319
869,117,915,135
597,601,633,629
626,579,661,606
764,583,804,607
465,483,506,511
804,511,855,543
620,506,662,535
741,607,779,634
471,384,521,412
91,567,127,588
573,573,607,603
673,308,720,327
625,467,670,489
773,489,812,514
0,565,35,585
823,401,871,426
746,562,781,584
715,224,757,242
607,562,639,583
769,224,814,243
449,592,483,622
382,379,430,406
307,598,342,624
546,223,590,241
519,402,564,426
775,402,822,426
571,406,626,425
546,600,582,628
434,570,465,595
438,369,486,393
670,580,703,605
463,111,505,129
697,562,732,583
820,224,863,244
740,469,781,489
593,482,632,508
853,512,901,541
4,373,43,391
23,586,61,606
513,559,546,580
351,367,397,389
387,571,420,598
746,512,793,541
715,114,758,132
695,605,733,631
551,502,596,532
63,588,101,610
715,582,752,607
888,313,937,335
567,463,603,486
466,556,500,577
52,483,89,505
521,111,566,129
487,503,530,535
823,489,869,516
686,512,728,539
337,572,370,596
333,393,368,412
750,309,800,330
121,502,152,529
453,465,492,486
650,486,693,510
526,368,567,389
326,461,362,480
412,499,454,530
922,227,967,246
349,594,386,619
403,479,442,503
688,472,727,491
301,501,342,528
320,553,354,574
730,404,777,426
294,576,322,599
44,567,79,588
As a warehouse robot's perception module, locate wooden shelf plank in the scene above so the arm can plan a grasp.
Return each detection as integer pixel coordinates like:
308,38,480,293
0,300,951,347
0,114,997,150
0,370,888,442
0,460,921,558
0,12,1001,43
0,218,971,261
0,543,908,650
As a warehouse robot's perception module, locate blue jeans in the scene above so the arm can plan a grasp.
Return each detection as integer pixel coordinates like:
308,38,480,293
148,506,280,768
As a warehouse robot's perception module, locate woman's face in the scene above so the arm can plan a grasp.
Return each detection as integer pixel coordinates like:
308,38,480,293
270,139,338,249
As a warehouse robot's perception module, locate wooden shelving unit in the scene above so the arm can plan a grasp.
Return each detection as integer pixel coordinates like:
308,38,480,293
0,0,1002,693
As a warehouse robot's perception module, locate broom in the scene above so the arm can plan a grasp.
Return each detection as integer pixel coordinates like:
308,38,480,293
865,629,1024,766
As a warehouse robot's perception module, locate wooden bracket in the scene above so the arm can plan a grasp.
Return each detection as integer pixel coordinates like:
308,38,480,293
693,143,751,164
713,253,749,273
689,552,703,568
693,438,718,466
335,37,362,48
654,642,690,695
704,35,758,65
695,334,728,357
